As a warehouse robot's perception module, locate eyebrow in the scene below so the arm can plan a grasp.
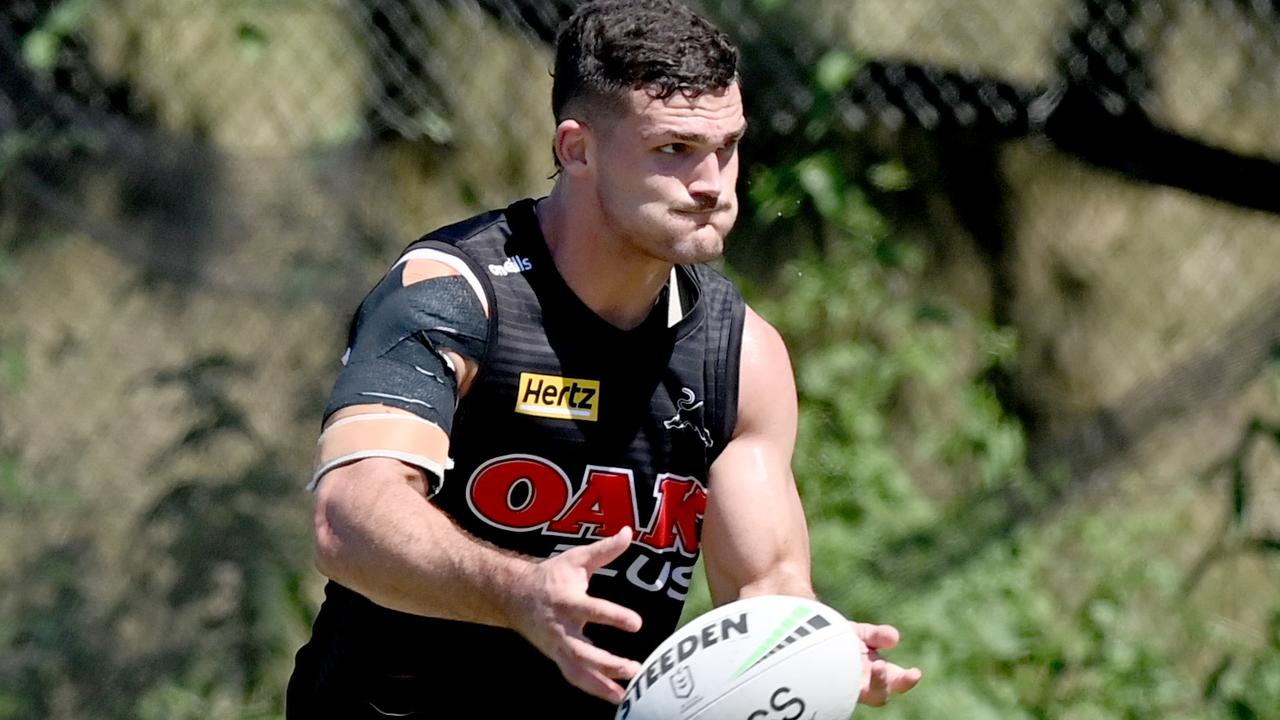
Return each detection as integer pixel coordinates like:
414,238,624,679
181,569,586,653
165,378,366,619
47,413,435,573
647,122,749,146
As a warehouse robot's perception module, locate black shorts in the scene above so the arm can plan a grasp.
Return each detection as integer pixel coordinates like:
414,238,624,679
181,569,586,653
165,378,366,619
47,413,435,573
286,585,617,718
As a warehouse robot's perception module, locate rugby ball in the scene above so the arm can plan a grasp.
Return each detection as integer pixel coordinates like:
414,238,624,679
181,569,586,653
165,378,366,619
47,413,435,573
616,595,861,720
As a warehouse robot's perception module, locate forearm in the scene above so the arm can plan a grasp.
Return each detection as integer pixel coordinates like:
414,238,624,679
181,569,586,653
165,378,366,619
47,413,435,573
703,440,814,603
705,528,814,604
731,558,814,601
313,457,532,627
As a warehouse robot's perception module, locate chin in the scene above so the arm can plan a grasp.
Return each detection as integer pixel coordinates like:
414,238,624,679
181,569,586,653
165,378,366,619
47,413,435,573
665,213,732,262
668,231,725,264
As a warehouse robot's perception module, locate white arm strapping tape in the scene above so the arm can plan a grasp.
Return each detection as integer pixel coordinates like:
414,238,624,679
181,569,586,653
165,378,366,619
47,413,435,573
308,412,454,494
308,450,452,494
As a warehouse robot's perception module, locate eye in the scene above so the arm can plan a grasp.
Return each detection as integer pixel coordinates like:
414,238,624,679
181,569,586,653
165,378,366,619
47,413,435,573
657,143,690,155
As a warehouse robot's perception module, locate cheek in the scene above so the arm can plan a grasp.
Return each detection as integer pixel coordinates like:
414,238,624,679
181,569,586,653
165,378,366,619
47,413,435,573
635,174,684,208
714,205,738,236
612,158,664,196
723,155,741,188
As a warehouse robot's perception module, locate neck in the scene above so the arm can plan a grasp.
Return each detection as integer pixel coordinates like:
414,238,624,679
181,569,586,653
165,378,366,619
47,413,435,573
536,185,672,330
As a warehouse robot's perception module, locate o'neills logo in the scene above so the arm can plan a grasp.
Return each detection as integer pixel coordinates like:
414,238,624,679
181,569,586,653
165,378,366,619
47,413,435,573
487,254,532,277
516,373,599,421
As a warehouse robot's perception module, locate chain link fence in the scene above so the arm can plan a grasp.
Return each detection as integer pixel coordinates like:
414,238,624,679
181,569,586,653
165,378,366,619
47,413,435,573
1,1,1279,717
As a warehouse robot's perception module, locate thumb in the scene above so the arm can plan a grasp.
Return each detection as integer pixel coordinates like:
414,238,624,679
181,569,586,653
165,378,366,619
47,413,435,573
569,526,634,572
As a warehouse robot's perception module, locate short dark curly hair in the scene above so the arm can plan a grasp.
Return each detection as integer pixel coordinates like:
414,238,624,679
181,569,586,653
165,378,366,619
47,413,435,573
551,0,739,162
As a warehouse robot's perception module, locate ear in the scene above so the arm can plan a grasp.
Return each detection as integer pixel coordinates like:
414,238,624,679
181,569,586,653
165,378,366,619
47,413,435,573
554,119,592,176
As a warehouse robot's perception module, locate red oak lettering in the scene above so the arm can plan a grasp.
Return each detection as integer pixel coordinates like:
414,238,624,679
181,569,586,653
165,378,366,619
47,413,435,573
636,474,707,556
547,467,637,538
466,455,571,529
465,457,708,555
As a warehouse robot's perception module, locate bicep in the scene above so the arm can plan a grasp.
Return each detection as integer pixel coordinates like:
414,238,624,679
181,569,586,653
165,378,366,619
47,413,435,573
703,307,812,604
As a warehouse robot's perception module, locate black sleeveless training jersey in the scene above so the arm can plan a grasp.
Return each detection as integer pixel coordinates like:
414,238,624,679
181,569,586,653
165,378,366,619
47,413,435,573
288,199,746,718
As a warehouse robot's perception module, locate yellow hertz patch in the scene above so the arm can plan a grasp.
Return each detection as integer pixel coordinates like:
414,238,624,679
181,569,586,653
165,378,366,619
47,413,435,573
515,372,600,421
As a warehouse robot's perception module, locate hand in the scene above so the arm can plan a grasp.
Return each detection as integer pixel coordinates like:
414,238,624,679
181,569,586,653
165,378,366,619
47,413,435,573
853,622,923,706
509,526,644,703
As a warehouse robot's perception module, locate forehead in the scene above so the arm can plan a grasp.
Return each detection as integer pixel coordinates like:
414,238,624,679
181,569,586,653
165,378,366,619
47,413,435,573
622,84,746,141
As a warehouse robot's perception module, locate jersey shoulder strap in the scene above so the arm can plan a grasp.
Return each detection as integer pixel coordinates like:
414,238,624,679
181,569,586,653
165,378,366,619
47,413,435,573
688,262,746,464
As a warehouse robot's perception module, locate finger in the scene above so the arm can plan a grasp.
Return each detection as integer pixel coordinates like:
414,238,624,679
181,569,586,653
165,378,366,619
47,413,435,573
853,622,900,651
566,526,634,573
859,660,921,706
888,664,923,694
565,634,642,680
574,596,643,633
860,658,891,707
562,663,628,704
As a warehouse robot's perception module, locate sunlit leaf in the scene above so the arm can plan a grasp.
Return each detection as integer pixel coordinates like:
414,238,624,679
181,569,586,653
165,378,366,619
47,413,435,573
815,51,862,93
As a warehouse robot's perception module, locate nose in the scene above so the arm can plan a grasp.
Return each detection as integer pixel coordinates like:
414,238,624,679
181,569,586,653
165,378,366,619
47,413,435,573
686,151,722,205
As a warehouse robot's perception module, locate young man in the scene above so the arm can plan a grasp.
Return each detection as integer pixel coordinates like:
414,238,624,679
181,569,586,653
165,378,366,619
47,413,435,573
287,1,921,716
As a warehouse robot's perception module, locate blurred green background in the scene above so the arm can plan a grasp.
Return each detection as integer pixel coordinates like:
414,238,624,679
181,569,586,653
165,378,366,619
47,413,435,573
1,1,1278,718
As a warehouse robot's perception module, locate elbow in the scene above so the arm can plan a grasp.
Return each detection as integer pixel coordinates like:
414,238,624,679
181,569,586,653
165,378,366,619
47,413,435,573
311,477,351,581
312,532,341,582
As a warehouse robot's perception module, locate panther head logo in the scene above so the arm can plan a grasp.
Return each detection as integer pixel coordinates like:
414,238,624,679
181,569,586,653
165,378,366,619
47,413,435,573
663,388,713,448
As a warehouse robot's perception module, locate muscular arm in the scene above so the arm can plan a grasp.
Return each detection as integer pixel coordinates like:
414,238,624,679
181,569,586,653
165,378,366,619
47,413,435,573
703,307,923,705
312,353,642,702
308,252,643,702
311,349,530,625
314,456,536,621
315,439,641,651
702,307,813,603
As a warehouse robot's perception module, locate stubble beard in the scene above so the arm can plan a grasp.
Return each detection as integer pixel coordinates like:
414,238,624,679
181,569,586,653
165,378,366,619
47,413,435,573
597,188,732,266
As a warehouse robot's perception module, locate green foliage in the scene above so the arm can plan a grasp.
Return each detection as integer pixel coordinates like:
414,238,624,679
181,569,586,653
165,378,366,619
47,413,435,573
0,247,14,283
0,695,21,720
750,0,788,13
20,0,95,71
867,160,914,193
0,129,44,181
0,453,22,505
234,22,270,61
414,107,456,145
0,348,313,719
136,682,282,720
4,4,1277,717
1208,610,1280,719
1,124,103,181
815,51,863,94
0,337,27,391
685,38,1280,720
736,53,1034,592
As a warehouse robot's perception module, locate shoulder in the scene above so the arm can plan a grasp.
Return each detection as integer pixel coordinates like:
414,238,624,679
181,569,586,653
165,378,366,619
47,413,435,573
365,200,536,316
734,306,797,437
394,198,544,301
343,206,518,356
739,308,791,380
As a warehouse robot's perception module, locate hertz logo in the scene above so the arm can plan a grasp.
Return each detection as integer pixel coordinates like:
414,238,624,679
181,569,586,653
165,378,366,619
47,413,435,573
515,373,600,421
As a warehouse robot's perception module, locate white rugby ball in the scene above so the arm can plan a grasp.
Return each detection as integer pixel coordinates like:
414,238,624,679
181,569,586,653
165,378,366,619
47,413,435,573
616,595,861,720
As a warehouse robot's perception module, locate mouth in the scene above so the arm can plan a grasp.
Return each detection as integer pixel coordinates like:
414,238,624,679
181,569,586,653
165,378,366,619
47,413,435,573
672,212,719,230
672,206,724,220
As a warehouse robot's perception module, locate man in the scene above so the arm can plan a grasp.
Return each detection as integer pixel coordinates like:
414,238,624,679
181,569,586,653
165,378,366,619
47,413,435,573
287,0,922,716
